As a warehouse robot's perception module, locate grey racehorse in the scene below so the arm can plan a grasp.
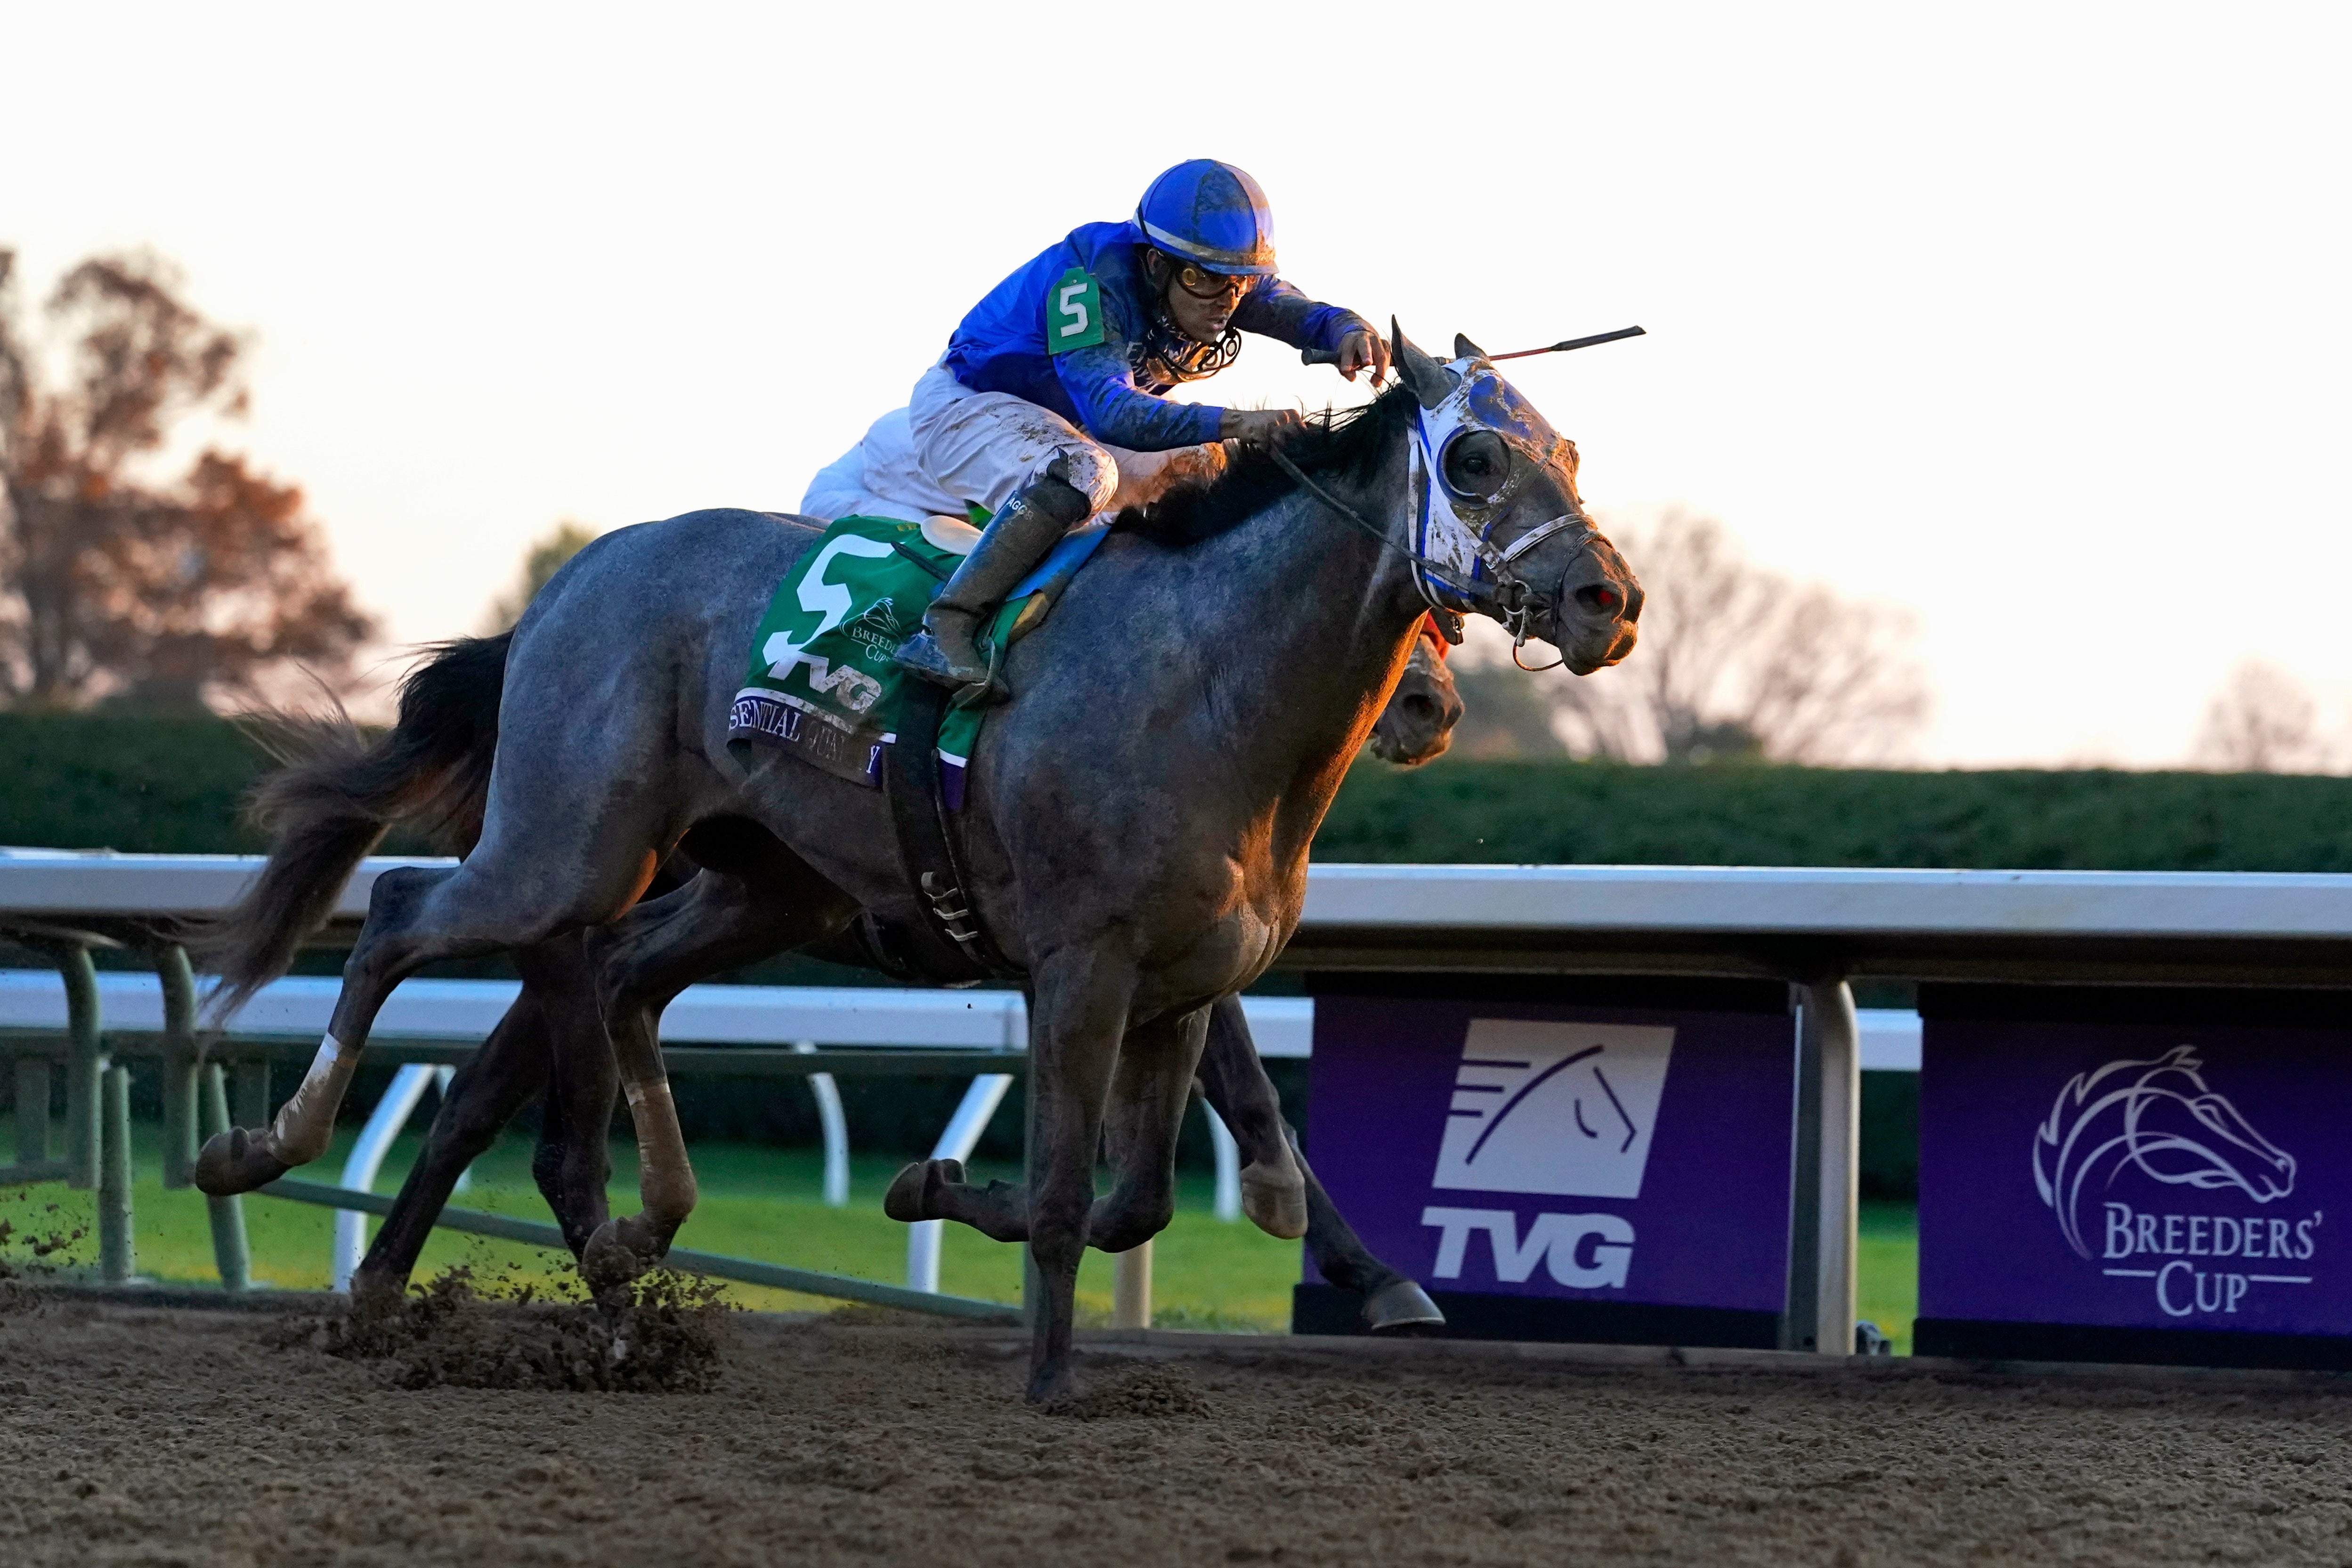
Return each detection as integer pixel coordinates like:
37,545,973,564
195,328,1640,1403
327,638,1466,1329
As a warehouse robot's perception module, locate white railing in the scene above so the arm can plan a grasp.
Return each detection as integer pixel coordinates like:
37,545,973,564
13,850,2352,1349
0,966,1293,1296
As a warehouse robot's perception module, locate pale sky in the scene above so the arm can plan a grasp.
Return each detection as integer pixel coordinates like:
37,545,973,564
9,1,2348,765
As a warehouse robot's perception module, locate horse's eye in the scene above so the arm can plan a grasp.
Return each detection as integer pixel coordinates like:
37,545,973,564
1442,431,1510,500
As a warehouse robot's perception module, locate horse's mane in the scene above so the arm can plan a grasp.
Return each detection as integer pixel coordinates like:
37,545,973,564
1112,382,1421,548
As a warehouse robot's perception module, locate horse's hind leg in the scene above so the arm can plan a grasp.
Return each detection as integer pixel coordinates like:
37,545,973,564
1086,1004,1212,1254
576,865,854,1288
195,805,672,1196
349,983,553,1301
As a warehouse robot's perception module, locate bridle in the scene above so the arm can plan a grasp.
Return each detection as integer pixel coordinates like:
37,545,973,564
1266,352,1601,669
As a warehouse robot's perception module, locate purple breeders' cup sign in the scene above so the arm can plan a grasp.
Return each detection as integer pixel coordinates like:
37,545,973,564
1303,981,1796,1343
1920,985,2352,1365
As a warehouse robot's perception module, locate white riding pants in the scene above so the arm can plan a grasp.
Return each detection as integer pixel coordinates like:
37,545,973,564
800,364,1223,524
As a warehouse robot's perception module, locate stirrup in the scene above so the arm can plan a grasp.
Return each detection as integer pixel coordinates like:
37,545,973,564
949,637,1006,710
893,630,986,690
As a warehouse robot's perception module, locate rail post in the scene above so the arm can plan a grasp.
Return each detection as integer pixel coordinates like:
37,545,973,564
48,943,103,1190
1784,977,1860,1354
98,1062,135,1283
1111,1243,1152,1329
12,1057,51,1170
157,942,253,1290
196,1062,250,1291
793,1040,851,1207
232,1057,270,1134
155,945,199,1188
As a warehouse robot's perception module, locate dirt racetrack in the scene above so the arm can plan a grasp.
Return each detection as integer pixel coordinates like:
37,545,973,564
5,1292,2352,1567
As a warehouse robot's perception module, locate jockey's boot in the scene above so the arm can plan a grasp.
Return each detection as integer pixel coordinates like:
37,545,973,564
893,463,1091,704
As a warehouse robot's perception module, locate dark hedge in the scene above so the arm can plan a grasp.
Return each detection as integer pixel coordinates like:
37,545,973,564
1316,758,2352,871
11,713,2349,872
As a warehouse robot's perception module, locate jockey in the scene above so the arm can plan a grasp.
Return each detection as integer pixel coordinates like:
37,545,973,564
802,158,1389,698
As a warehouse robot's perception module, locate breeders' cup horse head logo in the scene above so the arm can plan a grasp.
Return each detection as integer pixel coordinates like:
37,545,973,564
842,597,908,652
2032,1046,2296,1259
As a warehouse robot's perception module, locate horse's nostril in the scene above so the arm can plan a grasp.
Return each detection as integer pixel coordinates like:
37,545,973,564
1576,584,1621,615
1403,696,1437,721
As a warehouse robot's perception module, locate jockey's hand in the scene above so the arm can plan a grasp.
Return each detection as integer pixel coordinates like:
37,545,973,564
1219,407,1306,447
1335,329,1391,384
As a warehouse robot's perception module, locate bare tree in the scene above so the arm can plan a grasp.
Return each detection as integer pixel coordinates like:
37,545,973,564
2191,659,2337,773
0,249,373,710
484,521,600,632
1473,508,1931,764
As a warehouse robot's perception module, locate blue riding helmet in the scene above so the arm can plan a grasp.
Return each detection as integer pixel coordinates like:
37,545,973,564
1135,160,1278,276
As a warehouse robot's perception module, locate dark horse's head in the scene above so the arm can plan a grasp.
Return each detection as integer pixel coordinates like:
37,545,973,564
1386,323,1642,675
1368,618,1464,764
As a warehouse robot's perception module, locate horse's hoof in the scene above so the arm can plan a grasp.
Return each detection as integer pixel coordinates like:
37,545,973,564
581,1215,661,1292
1239,1162,1308,1241
1025,1364,1081,1408
348,1271,408,1314
1362,1278,1446,1335
192,1126,291,1196
883,1158,964,1223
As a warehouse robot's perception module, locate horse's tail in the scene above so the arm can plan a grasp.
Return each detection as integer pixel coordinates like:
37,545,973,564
190,634,512,1020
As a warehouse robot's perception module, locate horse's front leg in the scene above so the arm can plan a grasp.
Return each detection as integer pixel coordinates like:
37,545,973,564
1193,996,1444,1333
1193,994,1307,1239
1282,1125,1444,1333
1022,946,1133,1406
1087,1004,1212,1253
518,932,620,1259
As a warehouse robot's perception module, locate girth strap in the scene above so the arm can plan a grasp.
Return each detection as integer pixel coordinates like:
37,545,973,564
881,682,1022,984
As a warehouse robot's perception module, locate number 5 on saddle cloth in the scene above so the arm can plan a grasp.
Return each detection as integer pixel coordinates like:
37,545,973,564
727,511,1109,807
729,511,1107,983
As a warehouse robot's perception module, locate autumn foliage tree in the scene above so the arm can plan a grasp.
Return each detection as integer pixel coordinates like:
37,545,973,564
0,249,373,710
1449,509,1932,764
1548,510,1931,765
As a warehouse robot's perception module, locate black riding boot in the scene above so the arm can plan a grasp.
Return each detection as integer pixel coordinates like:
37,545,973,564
893,464,1091,703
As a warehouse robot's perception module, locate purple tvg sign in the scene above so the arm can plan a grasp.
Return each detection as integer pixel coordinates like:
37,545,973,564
1919,985,2352,1368
1298,978,1797,1346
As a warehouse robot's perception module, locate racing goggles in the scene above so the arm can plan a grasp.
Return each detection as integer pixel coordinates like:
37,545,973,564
1173,262,1249,302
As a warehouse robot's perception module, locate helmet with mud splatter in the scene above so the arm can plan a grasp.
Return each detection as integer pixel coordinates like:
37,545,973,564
1135,160,1277,276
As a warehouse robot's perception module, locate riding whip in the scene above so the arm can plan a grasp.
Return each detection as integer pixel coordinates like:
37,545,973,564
1302,325,1645,367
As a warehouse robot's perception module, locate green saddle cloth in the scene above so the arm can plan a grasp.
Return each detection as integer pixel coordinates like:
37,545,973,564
726,515,1024,792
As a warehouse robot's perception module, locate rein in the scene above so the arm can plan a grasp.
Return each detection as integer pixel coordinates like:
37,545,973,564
1264,443,1595,668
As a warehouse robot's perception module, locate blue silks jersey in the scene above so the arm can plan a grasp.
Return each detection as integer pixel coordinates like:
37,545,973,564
942,220,1367,452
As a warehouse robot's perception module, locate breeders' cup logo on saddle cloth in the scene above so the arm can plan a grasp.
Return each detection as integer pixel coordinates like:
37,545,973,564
2033,1046,2320,1318
1417,1021,1673,1293
839,597,908,661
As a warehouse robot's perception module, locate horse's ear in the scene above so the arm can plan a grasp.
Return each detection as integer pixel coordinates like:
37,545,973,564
1390,317,1455,409
1453,333,1488,360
